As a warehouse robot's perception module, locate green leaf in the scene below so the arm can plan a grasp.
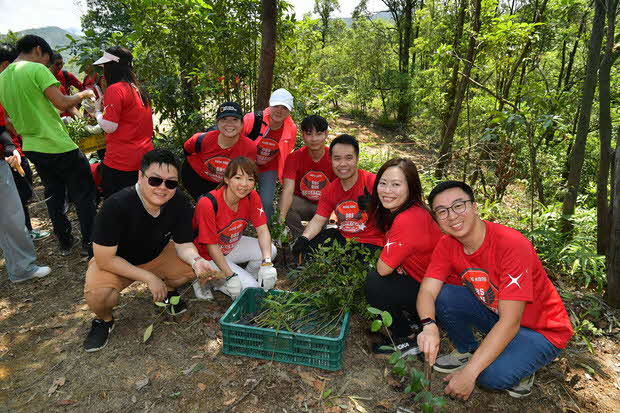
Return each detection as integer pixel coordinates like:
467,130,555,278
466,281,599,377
155,301,167,307
168,391,181,399
378,345,393,351
371,319,383,332
169,295,180,305
381,311,393,328
388,351,400,365
143,324,154,343
322,388,333,399
367,306,382,315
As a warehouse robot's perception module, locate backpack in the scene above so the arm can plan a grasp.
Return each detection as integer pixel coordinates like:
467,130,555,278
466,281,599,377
60,70,71,91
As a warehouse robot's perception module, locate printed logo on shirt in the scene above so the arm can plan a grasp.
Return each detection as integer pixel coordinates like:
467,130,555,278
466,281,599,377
218,218,248,255
334,199,368,234
256,138,279,165
506,270,526,289
460,268,499,313
300,170,329,201
204,156,231,182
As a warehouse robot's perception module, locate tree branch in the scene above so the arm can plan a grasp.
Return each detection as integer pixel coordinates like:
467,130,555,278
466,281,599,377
457,71,518,110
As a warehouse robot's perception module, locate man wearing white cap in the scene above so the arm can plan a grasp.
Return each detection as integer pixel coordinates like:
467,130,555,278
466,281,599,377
242,88,297,220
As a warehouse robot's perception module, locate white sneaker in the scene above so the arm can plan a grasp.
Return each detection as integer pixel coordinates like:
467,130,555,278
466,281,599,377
12,266,51,283
192,280,214,300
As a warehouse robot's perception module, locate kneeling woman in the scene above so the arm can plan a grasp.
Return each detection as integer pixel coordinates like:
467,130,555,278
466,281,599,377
192,157,277,300
365,158,451,356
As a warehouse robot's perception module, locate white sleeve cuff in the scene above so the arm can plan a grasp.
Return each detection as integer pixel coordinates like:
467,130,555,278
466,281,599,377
96,112,119,133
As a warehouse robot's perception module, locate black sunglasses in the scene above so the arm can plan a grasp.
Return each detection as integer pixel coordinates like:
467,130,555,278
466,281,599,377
144,175,178,190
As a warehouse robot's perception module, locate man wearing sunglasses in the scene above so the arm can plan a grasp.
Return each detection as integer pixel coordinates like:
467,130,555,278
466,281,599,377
416,181,572,400
82,149,214,352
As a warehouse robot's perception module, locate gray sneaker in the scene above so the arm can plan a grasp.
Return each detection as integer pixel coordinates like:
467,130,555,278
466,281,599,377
506,374,535,398
433,349,473,373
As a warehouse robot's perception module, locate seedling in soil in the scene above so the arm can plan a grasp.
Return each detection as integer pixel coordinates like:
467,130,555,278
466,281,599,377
143,292,185,343
368,306,446,413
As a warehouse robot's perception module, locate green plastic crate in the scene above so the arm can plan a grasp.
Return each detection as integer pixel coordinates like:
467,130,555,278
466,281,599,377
220,288,350,371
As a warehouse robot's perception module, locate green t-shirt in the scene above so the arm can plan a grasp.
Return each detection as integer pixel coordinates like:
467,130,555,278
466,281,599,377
0,61,77,153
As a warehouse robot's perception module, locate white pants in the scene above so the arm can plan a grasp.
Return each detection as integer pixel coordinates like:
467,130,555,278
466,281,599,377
208,236,277,292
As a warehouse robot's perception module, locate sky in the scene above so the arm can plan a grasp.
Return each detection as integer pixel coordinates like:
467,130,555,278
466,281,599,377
0,0,387,34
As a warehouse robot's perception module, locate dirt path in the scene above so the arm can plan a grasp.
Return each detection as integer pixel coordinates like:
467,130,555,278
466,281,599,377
1,117,619,412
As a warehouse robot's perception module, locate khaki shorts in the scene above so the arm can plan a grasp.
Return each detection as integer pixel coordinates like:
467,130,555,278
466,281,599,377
84,242,195,293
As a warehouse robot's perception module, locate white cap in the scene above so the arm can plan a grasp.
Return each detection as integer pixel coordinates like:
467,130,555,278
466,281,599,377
269,88,294,111
93,51,120,65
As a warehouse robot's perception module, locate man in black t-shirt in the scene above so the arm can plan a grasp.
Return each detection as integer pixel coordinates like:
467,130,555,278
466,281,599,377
82,149,214,352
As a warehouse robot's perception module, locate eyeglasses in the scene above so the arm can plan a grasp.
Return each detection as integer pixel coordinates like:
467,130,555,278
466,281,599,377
433,200,473,220
144,175,178,190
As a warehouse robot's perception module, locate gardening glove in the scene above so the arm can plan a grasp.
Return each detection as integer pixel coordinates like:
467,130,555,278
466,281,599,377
222,273,242,299
257,262,277,291
292,236,310,255
357,187,371,211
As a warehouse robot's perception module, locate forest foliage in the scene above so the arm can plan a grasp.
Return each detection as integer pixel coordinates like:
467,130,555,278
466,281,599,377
65,0,618,304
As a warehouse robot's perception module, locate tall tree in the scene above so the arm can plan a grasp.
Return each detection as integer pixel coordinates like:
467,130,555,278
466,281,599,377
314,0,340,47
434,0,482,179
596,0,620,254
256,0,278,110
561,1,606,234
607,127,620,308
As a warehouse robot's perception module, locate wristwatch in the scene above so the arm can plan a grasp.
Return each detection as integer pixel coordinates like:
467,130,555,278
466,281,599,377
420,317,436,327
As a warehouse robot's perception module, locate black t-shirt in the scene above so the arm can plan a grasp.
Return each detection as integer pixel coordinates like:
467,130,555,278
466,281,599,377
93,186,194,265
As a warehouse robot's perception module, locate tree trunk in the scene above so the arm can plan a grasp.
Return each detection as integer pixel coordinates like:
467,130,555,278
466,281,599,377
396,0,414,123
564,11,588,91
597,0,619,254
561,1,605,234
607,126,620,308
256,0,277,111
434,0,482,179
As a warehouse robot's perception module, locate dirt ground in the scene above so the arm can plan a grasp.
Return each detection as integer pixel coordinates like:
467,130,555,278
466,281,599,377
1,117,620,413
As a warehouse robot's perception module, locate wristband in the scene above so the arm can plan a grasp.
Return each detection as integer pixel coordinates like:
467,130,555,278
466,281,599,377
420,318,436,327
262,258,272,265
226,273,238,281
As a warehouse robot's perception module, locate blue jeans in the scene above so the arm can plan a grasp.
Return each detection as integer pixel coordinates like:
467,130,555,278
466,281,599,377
258,169,278,221
435,284,562,389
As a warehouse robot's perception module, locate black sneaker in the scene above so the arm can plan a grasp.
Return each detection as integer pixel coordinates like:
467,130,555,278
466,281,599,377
60,237,79,256
164,291,187,316
372,335,421,358
80,242,93,258
84,318,115,352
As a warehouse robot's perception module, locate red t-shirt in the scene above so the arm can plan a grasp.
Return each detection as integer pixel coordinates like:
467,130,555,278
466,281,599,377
83,74,103,98
184,130,257,183
315,169,384,246
425,220,573,349
193,187,268,260
102,82,154,171
0,103,24,157
55,70,83,94
380,205,457,284
282,146,335,204
255,126,283,172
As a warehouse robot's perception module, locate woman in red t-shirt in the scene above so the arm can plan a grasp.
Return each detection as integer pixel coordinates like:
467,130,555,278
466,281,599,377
365,158,444,357
192,157,277,300
182,102,256,201
92,46,154,199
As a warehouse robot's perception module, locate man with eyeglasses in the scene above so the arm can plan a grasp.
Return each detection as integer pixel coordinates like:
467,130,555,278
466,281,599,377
416,181,572,400
82,149,213,352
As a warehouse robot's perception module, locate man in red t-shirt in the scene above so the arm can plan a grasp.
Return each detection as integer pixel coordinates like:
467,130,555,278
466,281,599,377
416,181,573,400
292,134,384,258
280,115,336,239
50,52,83,94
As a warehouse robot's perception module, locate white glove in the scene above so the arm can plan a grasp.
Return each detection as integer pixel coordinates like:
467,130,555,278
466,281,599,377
258,263,277,291
85,124,103,134
223,274,242,299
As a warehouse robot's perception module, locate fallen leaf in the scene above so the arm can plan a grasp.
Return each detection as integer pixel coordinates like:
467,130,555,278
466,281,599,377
131,395,137,403
350,397,368,413
298,371,316,388
386,375,402,388
135,376,149,390
323,407,342,413
143,324,154,343
223,397,236,406
197,383,207,392
376,399,395,409
55,400,76,406
48,377,66,395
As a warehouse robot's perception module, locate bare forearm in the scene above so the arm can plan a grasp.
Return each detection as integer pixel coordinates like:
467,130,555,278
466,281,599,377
416,288,437,321
256,226,273,259
174,242,202,266
463,320,520,376
301,214,328,240
279,188,294,221
206,244,234,277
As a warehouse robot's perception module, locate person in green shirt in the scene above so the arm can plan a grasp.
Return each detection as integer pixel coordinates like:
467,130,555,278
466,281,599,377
0,35,97,257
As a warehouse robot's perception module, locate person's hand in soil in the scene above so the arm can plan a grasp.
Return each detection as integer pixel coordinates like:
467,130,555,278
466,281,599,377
192,258,223,285
443,368,476,400
417,323,440,365
147,274,168,302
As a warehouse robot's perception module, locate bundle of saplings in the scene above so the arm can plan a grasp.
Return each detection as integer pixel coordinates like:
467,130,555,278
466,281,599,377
240,240,379,337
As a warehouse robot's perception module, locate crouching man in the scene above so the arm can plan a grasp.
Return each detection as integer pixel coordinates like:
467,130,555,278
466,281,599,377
82,149,213,352
417,181,573,399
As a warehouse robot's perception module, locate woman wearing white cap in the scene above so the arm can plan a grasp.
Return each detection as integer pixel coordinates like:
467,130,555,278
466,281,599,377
242,88,297,220
90,46,154,198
